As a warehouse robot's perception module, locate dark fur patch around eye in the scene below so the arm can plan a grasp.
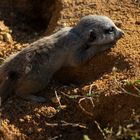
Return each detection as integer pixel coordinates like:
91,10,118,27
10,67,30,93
104,27,115,34
89,30,97,42
8,71,20,81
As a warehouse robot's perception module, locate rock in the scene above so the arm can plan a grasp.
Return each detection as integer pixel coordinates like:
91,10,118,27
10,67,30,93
73,88,79,93
0,21,9,32
0,35,3,41
14,44,22,51
3,33,13,43
135,20,140,25
114,21,122,28
19,118,24,122
51,96,61,104
0,51,3,57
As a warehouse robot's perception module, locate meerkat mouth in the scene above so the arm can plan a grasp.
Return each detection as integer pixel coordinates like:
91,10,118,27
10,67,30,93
84,38,118,51
97,40,118,52
103,40,117,47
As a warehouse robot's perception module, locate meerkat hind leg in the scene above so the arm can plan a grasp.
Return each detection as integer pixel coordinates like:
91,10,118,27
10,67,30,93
16,79,47,103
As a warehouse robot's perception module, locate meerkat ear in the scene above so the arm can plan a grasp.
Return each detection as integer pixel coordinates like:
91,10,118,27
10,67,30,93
89,30,97,42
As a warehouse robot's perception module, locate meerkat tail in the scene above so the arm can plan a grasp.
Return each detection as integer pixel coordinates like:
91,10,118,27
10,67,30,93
0,71,19,104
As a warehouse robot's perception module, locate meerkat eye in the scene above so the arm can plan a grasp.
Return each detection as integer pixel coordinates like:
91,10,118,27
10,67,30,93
104,27,115,34
89,30,97,42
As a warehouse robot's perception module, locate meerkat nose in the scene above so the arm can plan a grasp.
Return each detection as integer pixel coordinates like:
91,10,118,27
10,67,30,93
120,30,124,36
117,29,124,39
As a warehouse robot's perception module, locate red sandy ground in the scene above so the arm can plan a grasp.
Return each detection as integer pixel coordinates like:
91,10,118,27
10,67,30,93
0,0,140,140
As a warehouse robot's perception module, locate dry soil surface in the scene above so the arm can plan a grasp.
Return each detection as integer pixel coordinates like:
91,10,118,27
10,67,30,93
0,0,140,140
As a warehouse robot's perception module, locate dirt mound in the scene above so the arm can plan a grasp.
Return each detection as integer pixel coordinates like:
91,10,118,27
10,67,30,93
0,0,140,140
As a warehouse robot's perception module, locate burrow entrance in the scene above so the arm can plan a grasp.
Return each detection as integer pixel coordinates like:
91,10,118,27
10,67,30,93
0,0,62,42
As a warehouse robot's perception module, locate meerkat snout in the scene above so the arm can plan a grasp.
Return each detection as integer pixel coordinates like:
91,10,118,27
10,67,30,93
116,28,124,39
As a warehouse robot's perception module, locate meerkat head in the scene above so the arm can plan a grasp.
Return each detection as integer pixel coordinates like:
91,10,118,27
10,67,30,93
72,15,124,50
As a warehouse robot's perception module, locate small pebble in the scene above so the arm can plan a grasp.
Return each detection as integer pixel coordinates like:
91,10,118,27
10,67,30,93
14,44,22,51
51,96,61,104
135,20,140,25
3,33,13,43
19,118,24,122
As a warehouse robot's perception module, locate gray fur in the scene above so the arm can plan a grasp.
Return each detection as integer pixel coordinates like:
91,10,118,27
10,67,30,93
0,15,124,103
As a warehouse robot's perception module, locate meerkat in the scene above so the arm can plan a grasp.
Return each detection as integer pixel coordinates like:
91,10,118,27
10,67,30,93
0,15,124,104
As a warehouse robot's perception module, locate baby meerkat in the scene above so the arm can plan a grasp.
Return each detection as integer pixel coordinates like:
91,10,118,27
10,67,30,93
0,15,124,104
